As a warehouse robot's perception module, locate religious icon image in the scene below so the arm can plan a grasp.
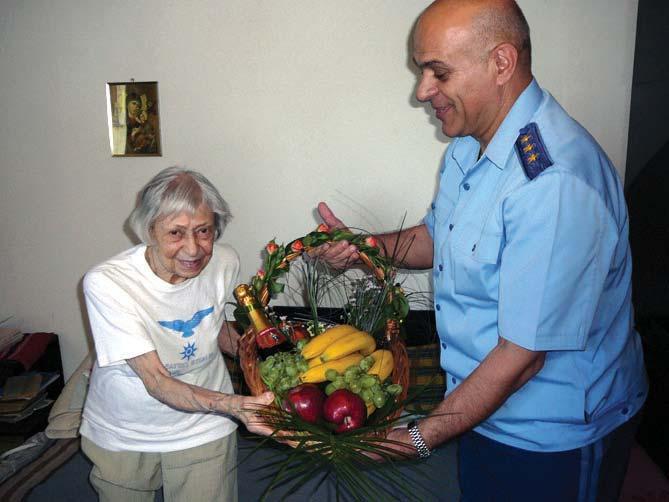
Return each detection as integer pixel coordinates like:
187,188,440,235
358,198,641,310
106,81,162,156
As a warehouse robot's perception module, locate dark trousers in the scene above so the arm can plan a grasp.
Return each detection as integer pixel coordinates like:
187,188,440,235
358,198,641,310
458,412,641,502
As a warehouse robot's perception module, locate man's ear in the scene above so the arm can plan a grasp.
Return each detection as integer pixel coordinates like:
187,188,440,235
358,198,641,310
491,42,518,85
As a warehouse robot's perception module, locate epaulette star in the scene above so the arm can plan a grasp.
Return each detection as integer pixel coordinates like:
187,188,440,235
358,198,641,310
515,123,553,180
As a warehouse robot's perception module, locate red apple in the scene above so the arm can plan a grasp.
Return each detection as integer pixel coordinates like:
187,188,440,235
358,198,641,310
282,384,325,424
289,323,309,344
323,389,367,433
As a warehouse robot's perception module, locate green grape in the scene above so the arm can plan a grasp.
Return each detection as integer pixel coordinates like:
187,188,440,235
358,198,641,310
345,365,361,378
279,377,294,392
325,369,339,381
386,384,403,396
370,383,382,394
349,382,362,394
344,367,361,384
297,361,309,373
373,392,387,408
333,379,347,390
360,375,377,389
325,383,337,395
289,376,300,388
296,339,308,351
259,361,270,376
361,389,373,403
359,356,375,372
285,366,297,377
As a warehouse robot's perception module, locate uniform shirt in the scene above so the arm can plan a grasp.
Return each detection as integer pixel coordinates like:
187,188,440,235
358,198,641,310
80,243,239,452
424,79,647,452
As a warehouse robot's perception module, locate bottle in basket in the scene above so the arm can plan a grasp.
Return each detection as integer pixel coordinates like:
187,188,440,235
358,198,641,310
233,284,291,359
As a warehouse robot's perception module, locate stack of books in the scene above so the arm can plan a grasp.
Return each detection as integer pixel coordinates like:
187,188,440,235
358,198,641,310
0,372,59,423
0,327,23,354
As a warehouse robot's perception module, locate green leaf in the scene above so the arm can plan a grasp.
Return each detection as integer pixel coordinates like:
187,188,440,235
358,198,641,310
331,229,356,241
270,281,285,295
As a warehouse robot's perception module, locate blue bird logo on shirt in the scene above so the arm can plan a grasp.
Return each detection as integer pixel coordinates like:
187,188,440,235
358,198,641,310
158,306,214,338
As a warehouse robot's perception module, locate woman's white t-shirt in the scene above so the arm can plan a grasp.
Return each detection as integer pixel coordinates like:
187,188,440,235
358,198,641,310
80,243,239,452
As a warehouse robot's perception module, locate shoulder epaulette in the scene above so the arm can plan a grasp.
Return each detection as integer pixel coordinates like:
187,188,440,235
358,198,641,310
515,122,553,180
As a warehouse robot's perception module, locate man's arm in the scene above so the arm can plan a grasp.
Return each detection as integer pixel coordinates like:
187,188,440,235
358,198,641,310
218,321,241,357
126,350,274,435
314,202,434,270
385,337,545,456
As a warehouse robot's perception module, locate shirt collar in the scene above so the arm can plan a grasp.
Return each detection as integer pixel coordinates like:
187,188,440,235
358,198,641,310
483,78,544,169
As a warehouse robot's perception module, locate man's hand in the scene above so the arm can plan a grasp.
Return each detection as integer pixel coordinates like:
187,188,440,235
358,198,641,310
310,202,361,269
374,427,417,460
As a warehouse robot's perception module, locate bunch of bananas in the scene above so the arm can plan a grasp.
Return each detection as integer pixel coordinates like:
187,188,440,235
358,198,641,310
300,325,376,381
298,324,399,415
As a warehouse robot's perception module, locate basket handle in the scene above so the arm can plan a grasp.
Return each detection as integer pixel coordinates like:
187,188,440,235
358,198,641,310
257,245,385,308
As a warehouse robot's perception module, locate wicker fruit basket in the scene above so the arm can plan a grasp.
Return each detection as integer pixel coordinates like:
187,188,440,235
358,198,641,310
237,227,410,423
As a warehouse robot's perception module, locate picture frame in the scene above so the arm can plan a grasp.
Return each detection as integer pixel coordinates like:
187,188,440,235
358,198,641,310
106,81,162,156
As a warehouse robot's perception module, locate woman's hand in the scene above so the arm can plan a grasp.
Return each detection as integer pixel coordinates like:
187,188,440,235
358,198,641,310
232,392,276,436
126,351,275,432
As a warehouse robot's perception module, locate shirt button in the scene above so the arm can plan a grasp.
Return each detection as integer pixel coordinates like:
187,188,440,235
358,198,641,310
449,224,454,231
431,202,436,210
436,304,441,311
438,264,443,271
621,407,629,415
463,183,470,191
441,342,447,349
451,377,456,384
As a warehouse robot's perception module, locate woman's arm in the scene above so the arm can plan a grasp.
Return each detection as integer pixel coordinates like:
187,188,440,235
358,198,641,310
126,350,274,435
218,321,241,357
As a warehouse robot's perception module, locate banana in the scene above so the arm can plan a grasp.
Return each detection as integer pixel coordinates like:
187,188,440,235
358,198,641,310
307,356,323,369
366,402,376,417
300,353,364,383
367,349,394,382
301,324,358,360
320,330,376,362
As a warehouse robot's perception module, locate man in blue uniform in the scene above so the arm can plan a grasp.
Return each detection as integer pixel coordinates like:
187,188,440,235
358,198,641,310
315,0,647,499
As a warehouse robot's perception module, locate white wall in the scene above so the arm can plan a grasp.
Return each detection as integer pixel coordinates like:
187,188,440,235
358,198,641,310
0,0,638,379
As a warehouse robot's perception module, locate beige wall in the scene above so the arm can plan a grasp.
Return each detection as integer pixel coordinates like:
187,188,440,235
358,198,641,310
0,0,638,379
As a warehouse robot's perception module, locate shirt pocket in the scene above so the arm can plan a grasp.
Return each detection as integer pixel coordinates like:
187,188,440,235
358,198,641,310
452,231,504,302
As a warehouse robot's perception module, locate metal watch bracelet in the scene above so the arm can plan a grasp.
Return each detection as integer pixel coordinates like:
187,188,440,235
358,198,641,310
407,419,431,458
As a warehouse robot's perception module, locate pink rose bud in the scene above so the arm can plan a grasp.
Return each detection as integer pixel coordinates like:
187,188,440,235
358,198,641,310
266,241,279,255
365,236,378,248
291,240,304,252
317,224,330,233
257,269,266,279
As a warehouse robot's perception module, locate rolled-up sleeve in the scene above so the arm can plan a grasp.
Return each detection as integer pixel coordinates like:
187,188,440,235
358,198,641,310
498,170,615,351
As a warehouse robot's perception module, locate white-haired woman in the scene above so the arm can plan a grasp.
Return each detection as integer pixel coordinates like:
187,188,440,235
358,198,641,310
80,167,273,501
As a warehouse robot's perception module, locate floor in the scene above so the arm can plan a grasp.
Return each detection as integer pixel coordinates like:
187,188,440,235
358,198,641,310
17,436,668,501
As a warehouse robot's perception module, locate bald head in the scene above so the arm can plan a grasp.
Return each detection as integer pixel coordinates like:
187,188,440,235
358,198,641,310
419,0,531,72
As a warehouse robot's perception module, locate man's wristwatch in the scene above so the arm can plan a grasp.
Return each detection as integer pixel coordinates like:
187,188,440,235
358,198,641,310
407,419,431,458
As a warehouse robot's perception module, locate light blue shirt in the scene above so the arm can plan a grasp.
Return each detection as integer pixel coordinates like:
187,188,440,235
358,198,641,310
424,79,647,452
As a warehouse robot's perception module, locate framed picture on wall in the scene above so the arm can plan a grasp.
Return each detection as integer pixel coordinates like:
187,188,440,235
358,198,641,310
106,81,162,156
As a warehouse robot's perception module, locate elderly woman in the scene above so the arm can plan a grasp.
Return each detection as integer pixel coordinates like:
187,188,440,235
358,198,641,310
80,167,273,501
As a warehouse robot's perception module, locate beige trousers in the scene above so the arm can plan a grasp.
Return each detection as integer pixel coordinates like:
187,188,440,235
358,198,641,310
81,433,238,502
